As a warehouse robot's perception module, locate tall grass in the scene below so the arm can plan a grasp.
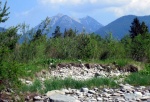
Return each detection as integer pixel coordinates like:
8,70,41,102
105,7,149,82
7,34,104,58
125,73,150,86
125,64,150,86
21,79,42,93
44,77,118,92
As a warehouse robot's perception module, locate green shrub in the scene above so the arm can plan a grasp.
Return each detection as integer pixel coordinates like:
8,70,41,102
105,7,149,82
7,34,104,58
0,61,22,90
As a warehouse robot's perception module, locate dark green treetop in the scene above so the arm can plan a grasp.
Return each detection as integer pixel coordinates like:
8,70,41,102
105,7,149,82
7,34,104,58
52,26,62,38
0,1,10,23
129,17,149,39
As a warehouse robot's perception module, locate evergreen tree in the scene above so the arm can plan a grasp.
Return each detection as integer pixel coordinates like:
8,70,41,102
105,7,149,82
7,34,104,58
0,1,10,23
64,28,67,38
32,29,42,41
129,18,141,39
140,22,149,34
52,26,62,38
129,18,149,39
64,28,76,38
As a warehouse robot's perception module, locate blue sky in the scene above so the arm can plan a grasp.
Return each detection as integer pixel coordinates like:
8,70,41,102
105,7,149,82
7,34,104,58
1,0,150,28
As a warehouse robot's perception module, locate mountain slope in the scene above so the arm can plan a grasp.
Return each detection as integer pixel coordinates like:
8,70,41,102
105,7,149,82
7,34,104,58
80,16,103,33
0,27,5,32
96,15,150,39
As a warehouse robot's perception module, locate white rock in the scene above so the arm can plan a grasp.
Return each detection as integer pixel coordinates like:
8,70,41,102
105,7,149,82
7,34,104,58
25,80,32,85
88,90,96,94
112,93,121,96
80,88,89,93
140,96,150,100
103,88,109,92
116,97,125,101
33,96,44,100
46,90,65,97
102,93,111,97
49,94,79,102
119,84,134,91
97,97,103,101
134,92,143,97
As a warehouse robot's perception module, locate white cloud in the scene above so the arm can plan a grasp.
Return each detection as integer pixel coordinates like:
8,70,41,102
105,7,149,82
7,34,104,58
38,0,129,5
38,0,150,17
108,0,150,17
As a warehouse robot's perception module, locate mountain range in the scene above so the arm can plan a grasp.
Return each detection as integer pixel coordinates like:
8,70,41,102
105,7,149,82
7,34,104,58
34,14,103,37
34,14,150,39
2,14,150,40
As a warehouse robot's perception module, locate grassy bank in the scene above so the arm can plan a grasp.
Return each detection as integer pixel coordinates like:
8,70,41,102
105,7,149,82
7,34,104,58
20,77,118,94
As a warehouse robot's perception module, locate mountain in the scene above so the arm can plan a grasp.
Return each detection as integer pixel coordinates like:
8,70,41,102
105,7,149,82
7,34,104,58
80,16,103,33
96,15,150,39
35,14,103,37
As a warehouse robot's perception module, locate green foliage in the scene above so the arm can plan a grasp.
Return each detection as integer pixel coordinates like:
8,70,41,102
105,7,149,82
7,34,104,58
100,36,126,60
0,61,22,90
130,34,150,62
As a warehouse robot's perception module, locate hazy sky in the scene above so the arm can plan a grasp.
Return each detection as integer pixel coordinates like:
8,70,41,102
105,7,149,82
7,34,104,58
1,0,150,28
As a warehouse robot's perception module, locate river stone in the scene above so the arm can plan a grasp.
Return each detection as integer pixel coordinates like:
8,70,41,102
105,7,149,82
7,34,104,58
140,96,150,101
49,94,79,102
88,90,96,94
33,96,43,100
97,97,103,101
80,88,89,93
134,92,143,97
46,90,65,97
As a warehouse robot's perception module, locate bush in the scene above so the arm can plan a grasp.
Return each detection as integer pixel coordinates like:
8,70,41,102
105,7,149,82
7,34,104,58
0,61,22,90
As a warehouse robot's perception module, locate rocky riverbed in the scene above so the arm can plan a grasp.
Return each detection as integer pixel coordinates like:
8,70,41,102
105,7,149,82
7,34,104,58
30,84,150,102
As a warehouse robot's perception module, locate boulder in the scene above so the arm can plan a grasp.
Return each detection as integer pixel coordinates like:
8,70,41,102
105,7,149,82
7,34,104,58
49,94,79,102
46,90,65,97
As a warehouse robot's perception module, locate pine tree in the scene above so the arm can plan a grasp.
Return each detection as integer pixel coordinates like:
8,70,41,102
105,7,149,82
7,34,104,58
129,18,149,39
64,28,68,38
64,28,76,38
0,1,10,23
129,18,141,39
52,26,62,38
140,22,149,35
